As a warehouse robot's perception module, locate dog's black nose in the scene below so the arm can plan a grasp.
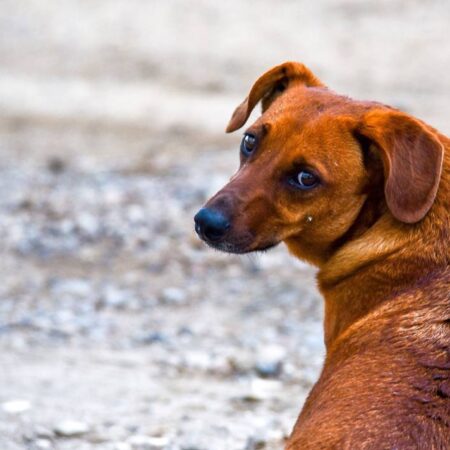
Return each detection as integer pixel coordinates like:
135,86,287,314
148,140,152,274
194,208,230,242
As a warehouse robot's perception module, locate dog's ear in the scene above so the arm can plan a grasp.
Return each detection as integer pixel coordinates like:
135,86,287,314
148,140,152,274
358,110,444,223
226,62,324,133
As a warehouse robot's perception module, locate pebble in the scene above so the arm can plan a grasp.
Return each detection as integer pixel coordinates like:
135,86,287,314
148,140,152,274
255,344,286,378
243,378,283,401
51,278,91,298
161,287,186,305
102,286,132,308
34,439,52,449
54,420,90,437
115,443,132,450
183,351,212,371
255,360,282,378
77,212,99,235
1,399,31,414
127,205,146,223
136,331,168,345
128,434,169,449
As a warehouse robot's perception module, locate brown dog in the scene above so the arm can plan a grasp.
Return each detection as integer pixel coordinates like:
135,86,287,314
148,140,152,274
194,62,449,449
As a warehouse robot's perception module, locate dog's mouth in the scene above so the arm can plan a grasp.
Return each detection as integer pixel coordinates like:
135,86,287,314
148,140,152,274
200,232,279,255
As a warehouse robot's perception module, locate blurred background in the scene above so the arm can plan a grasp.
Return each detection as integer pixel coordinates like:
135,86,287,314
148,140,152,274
0,1,449,449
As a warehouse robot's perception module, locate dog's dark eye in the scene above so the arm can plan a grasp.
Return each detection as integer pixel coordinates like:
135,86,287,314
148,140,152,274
241,134,257,156
291,170,319,190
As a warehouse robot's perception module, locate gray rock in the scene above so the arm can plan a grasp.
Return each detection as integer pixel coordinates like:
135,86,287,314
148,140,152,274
255,344,286,378
54,420,89,437
255,360,283,378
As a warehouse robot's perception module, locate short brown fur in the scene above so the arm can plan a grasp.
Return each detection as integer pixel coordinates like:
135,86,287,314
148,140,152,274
196,62,450,449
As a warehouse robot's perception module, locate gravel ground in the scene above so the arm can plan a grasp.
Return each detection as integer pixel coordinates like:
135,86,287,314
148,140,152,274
0,1,449,449
0,150,323,450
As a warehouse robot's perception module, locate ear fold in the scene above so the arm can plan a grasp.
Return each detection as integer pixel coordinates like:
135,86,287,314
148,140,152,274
226,61,324,133
359,110,444,223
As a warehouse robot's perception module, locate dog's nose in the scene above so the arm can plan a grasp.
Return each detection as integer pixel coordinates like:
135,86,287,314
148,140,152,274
194,208,230,242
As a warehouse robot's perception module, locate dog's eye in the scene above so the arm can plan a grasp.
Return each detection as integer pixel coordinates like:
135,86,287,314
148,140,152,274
291,170,319,190
241,134,257,156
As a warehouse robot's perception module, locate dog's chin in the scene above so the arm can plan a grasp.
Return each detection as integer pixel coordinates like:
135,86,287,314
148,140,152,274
205,239,279,255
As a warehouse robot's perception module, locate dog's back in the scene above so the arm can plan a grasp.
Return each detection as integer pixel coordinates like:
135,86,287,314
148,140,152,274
288,268,450,449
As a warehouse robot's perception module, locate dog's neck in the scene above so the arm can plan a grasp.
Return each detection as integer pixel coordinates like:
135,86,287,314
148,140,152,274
318,138,449,350
318,228,445,349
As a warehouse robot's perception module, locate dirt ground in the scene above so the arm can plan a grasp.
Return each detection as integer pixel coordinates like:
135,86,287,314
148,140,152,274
0,1,449,449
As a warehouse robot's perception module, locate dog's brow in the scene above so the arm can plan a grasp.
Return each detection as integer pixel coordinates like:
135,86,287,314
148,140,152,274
246,122,272,138
292,156,308,166
245,125,263,137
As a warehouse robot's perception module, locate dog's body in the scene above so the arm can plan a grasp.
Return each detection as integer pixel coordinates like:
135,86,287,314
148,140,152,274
194,62,449,449
290,269,450,449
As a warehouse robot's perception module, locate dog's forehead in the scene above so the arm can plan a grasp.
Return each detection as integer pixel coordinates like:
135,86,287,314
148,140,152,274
263,86,365,127
246,87,369,168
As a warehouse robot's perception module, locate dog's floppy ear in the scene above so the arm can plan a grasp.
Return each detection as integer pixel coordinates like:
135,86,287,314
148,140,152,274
226,62,324,133
358,109,444,224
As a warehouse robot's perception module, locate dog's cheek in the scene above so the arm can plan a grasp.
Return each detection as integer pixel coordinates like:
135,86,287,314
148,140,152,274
306,193,366,239
322,195,368,242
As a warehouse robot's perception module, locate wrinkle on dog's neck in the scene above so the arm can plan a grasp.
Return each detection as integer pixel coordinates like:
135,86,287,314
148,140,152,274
319,215,407,284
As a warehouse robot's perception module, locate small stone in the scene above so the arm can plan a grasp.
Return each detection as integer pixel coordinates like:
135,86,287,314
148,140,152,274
244,436,266,450
255,344,286,378
161,287,186,305
77,213,98,235
255,360,282,378
114,443,132,450
1,399,31,414
183,351,212,371
34,439,52,449
47,156,66,173
146,436,169,448
51,278,91,298
128,434,169,449
102,286,130,308
244,378,283,401
137,331,167,345
127,205,145,223
54,420,89,437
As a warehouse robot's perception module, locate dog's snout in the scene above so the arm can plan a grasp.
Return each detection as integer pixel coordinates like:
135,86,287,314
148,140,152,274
194,208,230,243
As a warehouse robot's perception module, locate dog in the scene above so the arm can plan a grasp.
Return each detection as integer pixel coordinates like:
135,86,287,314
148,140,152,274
194,62,449,449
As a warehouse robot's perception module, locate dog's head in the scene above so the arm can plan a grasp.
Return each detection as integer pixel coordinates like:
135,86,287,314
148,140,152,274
194,62,443,266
